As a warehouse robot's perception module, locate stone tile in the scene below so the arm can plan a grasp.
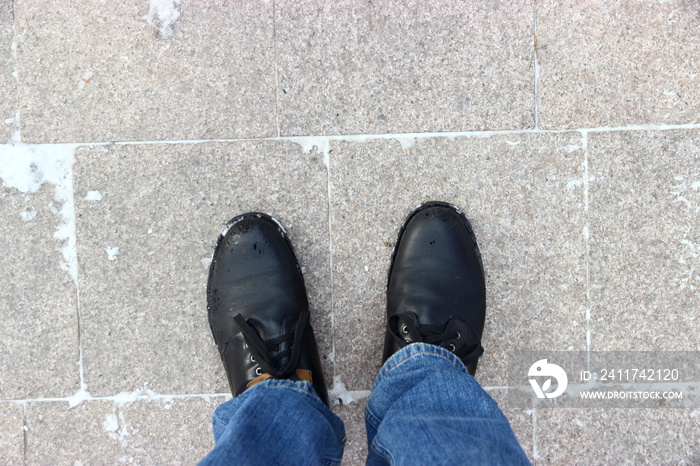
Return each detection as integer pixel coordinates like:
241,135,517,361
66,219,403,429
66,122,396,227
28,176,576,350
536,408,700,464
14,0,276,143
25,397,220,463
537,0,700,129
329,133,586,390
118,396,219,463
0,184,79,399
0,0,17,141
335,398,368,466
74,141,331,395
0,403,24,465
25,401,120,463
588,130,700,351
276,0,535,136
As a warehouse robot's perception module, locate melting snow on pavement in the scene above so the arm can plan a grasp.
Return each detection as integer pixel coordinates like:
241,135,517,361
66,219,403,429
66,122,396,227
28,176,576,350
0,139,80,284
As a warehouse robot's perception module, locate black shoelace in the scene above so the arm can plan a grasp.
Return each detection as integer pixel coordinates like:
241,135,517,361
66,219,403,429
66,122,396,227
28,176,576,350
233,311,309,379
395,314,484,364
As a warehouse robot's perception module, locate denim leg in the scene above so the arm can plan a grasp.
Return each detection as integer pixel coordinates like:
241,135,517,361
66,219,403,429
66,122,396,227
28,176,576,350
199,379,346,466
365,343,530,465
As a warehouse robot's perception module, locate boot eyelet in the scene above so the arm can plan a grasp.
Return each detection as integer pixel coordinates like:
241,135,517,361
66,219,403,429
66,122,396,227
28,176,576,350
250,355,255,363
401,324,409,334
244,343,249,349
448,344,456,352
255,367,262,376
455,332,461,340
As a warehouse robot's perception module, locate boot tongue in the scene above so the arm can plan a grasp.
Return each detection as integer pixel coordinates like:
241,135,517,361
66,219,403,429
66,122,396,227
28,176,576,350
394,311,480,352
245,316,295,368
233,311,304,376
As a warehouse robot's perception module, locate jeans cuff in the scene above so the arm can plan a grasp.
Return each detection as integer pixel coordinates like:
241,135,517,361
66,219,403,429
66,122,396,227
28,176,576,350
248,378,320,399
377,342,469,380
212,379,322,432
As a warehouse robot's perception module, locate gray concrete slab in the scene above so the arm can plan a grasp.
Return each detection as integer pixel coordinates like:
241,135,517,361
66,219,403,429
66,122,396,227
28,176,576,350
14,0,277,143
0,403,24,465
329,133,587,390
536,408,700,464
0,184,79,399
588,130,700,351
276,0,535,136
74,141,331,396
537,0,700,129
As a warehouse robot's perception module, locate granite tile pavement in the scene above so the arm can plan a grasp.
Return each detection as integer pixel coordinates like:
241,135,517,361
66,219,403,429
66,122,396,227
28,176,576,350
1,1,699,464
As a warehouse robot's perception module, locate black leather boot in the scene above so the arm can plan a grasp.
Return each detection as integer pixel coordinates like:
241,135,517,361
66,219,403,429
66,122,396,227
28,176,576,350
207,213,329,405
383,202,486,375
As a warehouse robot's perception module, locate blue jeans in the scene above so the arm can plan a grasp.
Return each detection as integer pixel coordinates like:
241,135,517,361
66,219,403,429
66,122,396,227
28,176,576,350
200,343,530,465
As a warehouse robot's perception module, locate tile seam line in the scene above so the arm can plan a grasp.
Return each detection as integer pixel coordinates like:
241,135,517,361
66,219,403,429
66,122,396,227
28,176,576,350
21,123,700,147
66,156,86,394
325,151,336,379
583,129,591,371
272,0,281,138
21,402,27,466
532,407,539,462
10,0,21,140
533,0,539,129
0,385,511,404
0,393,233,404
4,381,700,404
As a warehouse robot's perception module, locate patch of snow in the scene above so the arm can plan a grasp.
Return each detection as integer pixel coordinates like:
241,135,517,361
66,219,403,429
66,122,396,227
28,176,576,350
0,141,80,283
108,411,130,447
328,375,371,406
20,209,37,221
393,134,416,149
566,145,581,153
106,247,120,261
295,137,330,157
566,179,583,190
104,414,119,432
200,255,212,269
67,383,92,408
85,190,103,201
144,0,182,38
110,385,174,406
